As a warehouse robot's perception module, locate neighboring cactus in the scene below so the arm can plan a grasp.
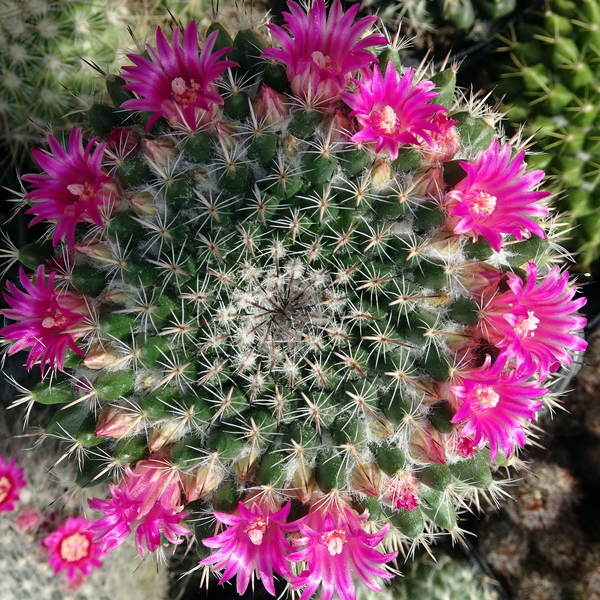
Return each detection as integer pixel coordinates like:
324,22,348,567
357,550,500,600
362,0,518,30
0,0,161,167
0,0,588,598
490,0,600,268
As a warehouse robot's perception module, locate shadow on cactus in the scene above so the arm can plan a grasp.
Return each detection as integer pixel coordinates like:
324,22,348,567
0,0,588,598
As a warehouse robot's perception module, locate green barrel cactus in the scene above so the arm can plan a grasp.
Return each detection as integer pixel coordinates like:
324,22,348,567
0,0,587,598
356,550,500,600
492,0,600,268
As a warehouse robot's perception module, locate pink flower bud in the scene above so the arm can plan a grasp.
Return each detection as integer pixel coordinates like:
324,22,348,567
254,85,289,125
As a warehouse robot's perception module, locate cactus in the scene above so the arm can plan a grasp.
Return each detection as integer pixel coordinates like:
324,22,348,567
490,0,600,269
357,550,500,600
0,0,588,598
362,0,518,31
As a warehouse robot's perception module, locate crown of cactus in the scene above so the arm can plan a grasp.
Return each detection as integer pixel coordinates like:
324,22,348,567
0,0,588,598
491,0,600,268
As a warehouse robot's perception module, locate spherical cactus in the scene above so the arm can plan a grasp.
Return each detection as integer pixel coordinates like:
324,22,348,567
0,0,588,598
356,550,501,600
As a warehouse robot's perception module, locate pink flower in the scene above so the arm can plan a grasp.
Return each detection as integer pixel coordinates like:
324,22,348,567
445,139,550,252
262,0,386,108
201,499,294,596
43,516,105,585
342,63,446,160
0,456,26,512
422,112,460,163
289,497,397,600
121,22,236,131
0,266,93,373
88,456,191,556
23,128,118,249
450,352,547,460
381,472,420,510
480,262,587,375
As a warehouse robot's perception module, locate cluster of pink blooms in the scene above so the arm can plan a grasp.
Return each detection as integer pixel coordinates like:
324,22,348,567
201,492,396,600
88,455,191,556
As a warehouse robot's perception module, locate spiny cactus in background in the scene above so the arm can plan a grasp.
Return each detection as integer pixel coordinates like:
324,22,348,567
361,0,518,30
0,415,169,600
490,0,600,269
0,0,161,167
0,0,588,597
356,550,500,600
477,456,599,600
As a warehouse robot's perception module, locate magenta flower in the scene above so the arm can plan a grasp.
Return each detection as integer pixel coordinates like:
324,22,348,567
89,455,191,556
0,456,26,512
342,63,446,160
450,352,547,460
480,262,587,375
381,472,420,511
445,139,550,252
0,266,93,373
43,516,105,585
289,497,397,600
201,499,294,596
262,0,386,108
121,22,236,131
422,112,460,163
23,128,118,250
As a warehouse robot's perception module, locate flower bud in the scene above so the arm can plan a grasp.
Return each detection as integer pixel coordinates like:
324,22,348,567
352,461,382,497
409,425,447,465
83,342,120,369
183,457,221,502
254,85,289,126
371,158,393,186
128,191,158,215
74,238,114,264
95,404,143,438
142,138,177,167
